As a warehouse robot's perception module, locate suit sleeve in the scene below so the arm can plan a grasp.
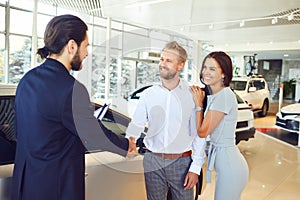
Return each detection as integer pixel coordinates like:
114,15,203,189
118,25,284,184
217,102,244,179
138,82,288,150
62,81,129,157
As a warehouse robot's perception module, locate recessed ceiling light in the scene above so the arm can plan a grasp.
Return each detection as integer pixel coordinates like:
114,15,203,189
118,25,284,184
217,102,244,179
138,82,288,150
288,13,294,21
271,17,278,24
240,20,245,27
283,54,289,57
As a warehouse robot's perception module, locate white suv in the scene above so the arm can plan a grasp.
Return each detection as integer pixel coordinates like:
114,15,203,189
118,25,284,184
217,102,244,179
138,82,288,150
230,75,270,117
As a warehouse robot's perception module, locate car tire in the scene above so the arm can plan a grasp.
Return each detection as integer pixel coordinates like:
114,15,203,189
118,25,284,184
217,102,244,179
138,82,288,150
259,100,268,117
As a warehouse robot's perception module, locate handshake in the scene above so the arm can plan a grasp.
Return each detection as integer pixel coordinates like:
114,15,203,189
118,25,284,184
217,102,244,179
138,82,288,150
126,135,148,158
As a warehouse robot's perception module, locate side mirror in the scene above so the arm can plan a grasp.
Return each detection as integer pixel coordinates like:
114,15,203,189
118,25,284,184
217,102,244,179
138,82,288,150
248,87,256,92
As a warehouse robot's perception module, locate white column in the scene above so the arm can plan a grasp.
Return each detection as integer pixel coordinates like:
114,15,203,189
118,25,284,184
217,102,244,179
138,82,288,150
31,0,38,68
105,17,111,99
4,1,10,83
295,81,300,102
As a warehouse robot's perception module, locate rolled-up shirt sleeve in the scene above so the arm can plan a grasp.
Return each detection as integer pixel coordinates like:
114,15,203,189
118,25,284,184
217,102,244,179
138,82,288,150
188,110,207,175
189,135,206,175
125,93,148,140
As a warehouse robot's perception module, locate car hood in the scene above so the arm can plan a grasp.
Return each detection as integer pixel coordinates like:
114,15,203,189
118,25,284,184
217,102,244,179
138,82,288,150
233,90,244,97
280,103,300,115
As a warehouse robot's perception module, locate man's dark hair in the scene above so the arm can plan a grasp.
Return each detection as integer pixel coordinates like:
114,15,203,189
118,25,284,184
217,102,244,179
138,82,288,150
37,14,88,59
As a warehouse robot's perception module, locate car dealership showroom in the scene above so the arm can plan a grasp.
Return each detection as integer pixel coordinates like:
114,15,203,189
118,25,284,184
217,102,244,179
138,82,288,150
1,0,300,200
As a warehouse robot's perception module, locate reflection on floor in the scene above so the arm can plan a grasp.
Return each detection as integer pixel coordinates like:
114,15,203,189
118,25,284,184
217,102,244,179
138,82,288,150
198,132,300,200
256,128,299,146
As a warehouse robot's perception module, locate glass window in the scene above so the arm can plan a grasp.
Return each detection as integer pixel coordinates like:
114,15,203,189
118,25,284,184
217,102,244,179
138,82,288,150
10,0,34,11
37,14,54,37
173,36,188,47
253,80,265,90
150,39,165,53
121,59,135,97
36,38,45,65
91,46,106,99
0,6,4,32
37,1,57,15
111,30,122,49
9,35,31,84
136,62,159,89
0,34,4,83
93,16,106,26
93,26,106,46
0,0,7,4
10,9,33,35
149,30,170,41
230,81,247,90
123,32,149,57
124,24,148,36
111,21,123,30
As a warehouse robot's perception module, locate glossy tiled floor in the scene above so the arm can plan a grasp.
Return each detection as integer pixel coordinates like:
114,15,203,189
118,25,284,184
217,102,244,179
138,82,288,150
198,113,300,200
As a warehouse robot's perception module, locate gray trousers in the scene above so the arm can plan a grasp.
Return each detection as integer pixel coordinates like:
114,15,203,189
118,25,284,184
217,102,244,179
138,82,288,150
143,152,194,200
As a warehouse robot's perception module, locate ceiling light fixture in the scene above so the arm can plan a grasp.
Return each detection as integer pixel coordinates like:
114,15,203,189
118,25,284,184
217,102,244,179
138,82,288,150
240,20,245,27
175,8,300,30
288,13,294,21
271,17,278,24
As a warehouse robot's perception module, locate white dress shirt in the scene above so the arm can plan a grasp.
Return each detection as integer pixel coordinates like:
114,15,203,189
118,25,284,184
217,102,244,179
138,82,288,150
126,79,206,174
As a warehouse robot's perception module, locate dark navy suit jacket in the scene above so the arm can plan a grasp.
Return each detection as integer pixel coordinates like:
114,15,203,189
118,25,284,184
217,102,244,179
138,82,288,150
11,58,129,200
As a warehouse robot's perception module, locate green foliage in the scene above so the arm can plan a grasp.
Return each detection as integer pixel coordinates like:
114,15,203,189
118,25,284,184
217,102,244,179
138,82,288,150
283,79,296,98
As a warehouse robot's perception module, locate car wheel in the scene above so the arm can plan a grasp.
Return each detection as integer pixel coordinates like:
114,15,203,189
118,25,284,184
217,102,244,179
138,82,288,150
259,100,268,117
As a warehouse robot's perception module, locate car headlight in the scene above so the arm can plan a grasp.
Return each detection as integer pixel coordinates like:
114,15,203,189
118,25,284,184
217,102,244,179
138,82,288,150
286,120,300,131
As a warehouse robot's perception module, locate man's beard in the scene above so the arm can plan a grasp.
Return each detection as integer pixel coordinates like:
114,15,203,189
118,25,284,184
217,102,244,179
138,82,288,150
159,65,177,80
71,51,82,71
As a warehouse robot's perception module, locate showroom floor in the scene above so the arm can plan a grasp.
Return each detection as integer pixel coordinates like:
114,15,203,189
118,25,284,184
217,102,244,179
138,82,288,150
198,106,300,200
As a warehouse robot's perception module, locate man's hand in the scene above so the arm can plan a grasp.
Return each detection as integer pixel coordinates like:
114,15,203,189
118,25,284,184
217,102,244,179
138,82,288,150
183,172,198,190
126,137,138,158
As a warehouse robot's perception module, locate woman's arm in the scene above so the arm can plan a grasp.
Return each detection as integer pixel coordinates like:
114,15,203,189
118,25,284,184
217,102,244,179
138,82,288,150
190,86,225,138
196,110,224,137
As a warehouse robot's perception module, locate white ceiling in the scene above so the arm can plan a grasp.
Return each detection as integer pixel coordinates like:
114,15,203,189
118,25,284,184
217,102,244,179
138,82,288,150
42,0,300,60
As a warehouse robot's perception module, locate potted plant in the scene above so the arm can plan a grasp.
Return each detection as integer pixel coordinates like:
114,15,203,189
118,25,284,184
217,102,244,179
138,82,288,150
283,79,296,100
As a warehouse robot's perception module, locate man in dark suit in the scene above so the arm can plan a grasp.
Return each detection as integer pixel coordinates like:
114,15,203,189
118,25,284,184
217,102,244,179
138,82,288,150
11,14,136,200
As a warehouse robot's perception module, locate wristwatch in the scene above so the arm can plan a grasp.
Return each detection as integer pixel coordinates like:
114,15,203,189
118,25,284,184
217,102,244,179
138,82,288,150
195,107,203,112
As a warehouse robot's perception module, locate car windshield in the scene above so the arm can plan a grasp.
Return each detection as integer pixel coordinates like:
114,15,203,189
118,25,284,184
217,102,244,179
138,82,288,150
230,81,247,90
235,92,245,104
